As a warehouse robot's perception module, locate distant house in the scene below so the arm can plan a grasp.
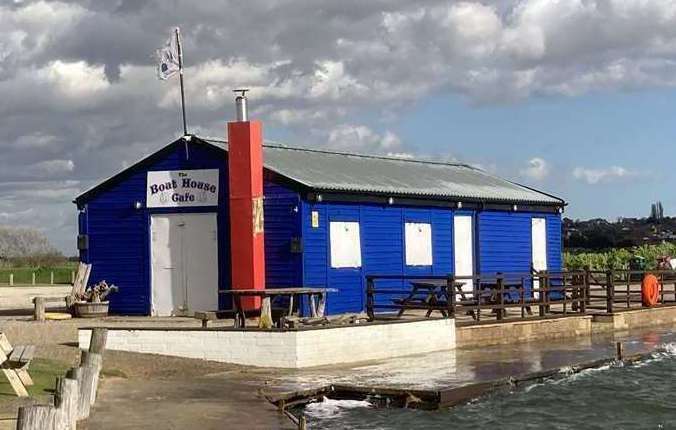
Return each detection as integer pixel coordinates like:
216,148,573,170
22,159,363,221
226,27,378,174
74,136,565,316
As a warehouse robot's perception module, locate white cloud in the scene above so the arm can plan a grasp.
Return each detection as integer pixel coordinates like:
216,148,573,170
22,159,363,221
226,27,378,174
3,0,676,253
40,60,109,98
30,159,75,176
520,157,549,181
327,124,402,153
572,166,635,184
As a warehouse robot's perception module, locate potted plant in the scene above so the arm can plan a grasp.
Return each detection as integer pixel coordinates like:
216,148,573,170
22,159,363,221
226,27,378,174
70,281,118,318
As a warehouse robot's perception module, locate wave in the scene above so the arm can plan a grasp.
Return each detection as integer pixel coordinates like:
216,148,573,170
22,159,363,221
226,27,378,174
304,396,373,419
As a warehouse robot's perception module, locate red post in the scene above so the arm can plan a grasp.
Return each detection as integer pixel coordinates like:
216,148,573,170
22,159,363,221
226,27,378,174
227,119,265,310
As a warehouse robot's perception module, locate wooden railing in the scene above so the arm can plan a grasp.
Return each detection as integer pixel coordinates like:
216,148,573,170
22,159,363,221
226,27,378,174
365,269,676,324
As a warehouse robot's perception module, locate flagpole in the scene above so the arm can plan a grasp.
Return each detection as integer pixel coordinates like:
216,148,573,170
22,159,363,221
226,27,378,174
175,27,188,136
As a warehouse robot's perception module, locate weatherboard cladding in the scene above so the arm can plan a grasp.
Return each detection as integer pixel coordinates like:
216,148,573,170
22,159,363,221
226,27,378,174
80,141,232,315
301,201,561,314
78,140,304,314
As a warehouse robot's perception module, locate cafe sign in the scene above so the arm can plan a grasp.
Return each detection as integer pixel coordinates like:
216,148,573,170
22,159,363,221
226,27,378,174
146,169,219,208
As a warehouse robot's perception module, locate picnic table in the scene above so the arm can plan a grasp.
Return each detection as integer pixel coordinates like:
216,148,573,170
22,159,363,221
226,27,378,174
403,278,534,320
218,287,337,328
0,333,34,397
396,279,466,317
475,278,535,319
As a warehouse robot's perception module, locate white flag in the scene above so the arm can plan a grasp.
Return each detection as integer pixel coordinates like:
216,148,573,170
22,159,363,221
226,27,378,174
156,30,180,80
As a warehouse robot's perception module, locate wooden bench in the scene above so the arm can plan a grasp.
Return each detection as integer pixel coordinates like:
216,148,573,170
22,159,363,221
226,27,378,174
32,296,69,321
31,262,93,321
0,333,35,397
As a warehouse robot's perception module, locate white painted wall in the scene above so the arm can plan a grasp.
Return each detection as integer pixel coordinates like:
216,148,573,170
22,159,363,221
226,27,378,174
79,319,456,368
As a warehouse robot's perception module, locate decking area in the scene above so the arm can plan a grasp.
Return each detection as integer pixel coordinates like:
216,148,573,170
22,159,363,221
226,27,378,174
366,269,676,326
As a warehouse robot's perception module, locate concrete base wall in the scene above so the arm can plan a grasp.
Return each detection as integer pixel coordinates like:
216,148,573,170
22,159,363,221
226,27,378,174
592,306,676,331
456,316,593,348
79,318,455,368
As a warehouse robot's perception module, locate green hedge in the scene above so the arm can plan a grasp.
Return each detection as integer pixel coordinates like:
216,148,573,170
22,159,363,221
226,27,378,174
564,243,676,271
0,267,75,285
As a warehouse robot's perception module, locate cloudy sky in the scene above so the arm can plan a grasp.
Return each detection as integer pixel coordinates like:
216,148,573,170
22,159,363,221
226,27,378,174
2,0,676,253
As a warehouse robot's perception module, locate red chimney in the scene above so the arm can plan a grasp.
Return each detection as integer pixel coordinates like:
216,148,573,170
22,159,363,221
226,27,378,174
227,90,265,310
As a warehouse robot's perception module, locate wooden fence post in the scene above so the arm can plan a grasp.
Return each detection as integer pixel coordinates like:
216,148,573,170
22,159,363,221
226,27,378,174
54,377,78,430
34,297,46,322
447,275,456,319
366,277,375,321
9,273,13,286
584,267,591,306
17,405,58,430
606,270,614,314
579,270,587,314
496,275,504,321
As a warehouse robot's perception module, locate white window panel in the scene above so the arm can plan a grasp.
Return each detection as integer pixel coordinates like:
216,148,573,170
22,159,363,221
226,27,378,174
405,222,433,266
329,221,362,268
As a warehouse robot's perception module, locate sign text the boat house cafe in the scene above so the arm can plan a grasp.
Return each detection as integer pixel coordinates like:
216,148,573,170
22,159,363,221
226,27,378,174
146,169,219,208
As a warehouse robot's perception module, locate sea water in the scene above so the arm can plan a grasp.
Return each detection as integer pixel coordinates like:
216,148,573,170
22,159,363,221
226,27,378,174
304,343,676,429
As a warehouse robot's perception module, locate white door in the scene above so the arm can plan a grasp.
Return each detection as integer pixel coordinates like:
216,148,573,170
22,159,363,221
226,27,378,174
531,218,548,298
453,215,474,297
150,213,219,316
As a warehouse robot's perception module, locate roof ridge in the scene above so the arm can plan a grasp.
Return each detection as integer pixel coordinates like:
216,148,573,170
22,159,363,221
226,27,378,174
199,135,477,170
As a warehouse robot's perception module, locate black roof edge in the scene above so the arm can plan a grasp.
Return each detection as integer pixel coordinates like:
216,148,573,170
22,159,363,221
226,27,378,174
74,135,196,206
304,189,563,209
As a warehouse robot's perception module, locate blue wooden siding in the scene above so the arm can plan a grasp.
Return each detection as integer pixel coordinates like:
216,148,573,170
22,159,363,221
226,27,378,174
477,211,533,274
301,202,457,314
545,213,563,271
478,211,562,274
263,182,303,288
80,140,231,315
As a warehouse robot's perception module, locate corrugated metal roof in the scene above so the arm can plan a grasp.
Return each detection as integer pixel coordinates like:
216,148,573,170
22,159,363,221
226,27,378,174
204,138,563,206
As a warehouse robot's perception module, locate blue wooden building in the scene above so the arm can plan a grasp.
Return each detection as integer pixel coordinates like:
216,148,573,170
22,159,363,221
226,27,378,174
74,136,565,316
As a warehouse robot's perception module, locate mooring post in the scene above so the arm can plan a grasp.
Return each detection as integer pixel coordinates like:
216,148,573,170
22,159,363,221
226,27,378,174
50,272,54,285
54,377,78,430
32,272,36,285
17,405,59,430
88,328,108,355
9,273,13,286
298,415,307,430
616,342,623,360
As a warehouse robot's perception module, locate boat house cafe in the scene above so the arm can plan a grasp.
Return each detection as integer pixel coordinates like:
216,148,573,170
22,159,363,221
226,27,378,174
73,131,565,317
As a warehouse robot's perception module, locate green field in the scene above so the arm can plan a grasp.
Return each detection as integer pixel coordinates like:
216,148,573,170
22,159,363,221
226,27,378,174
0,266,76,285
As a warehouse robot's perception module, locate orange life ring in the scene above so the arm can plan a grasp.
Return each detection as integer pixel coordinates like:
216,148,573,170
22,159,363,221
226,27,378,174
641,274,660,307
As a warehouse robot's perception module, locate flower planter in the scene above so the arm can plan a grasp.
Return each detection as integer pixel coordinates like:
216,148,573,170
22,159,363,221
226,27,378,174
73,301,110,318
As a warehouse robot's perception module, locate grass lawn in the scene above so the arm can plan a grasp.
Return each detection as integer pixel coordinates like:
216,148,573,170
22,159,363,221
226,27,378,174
0,358,70,402
0,267,75,285
0,358,71,419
